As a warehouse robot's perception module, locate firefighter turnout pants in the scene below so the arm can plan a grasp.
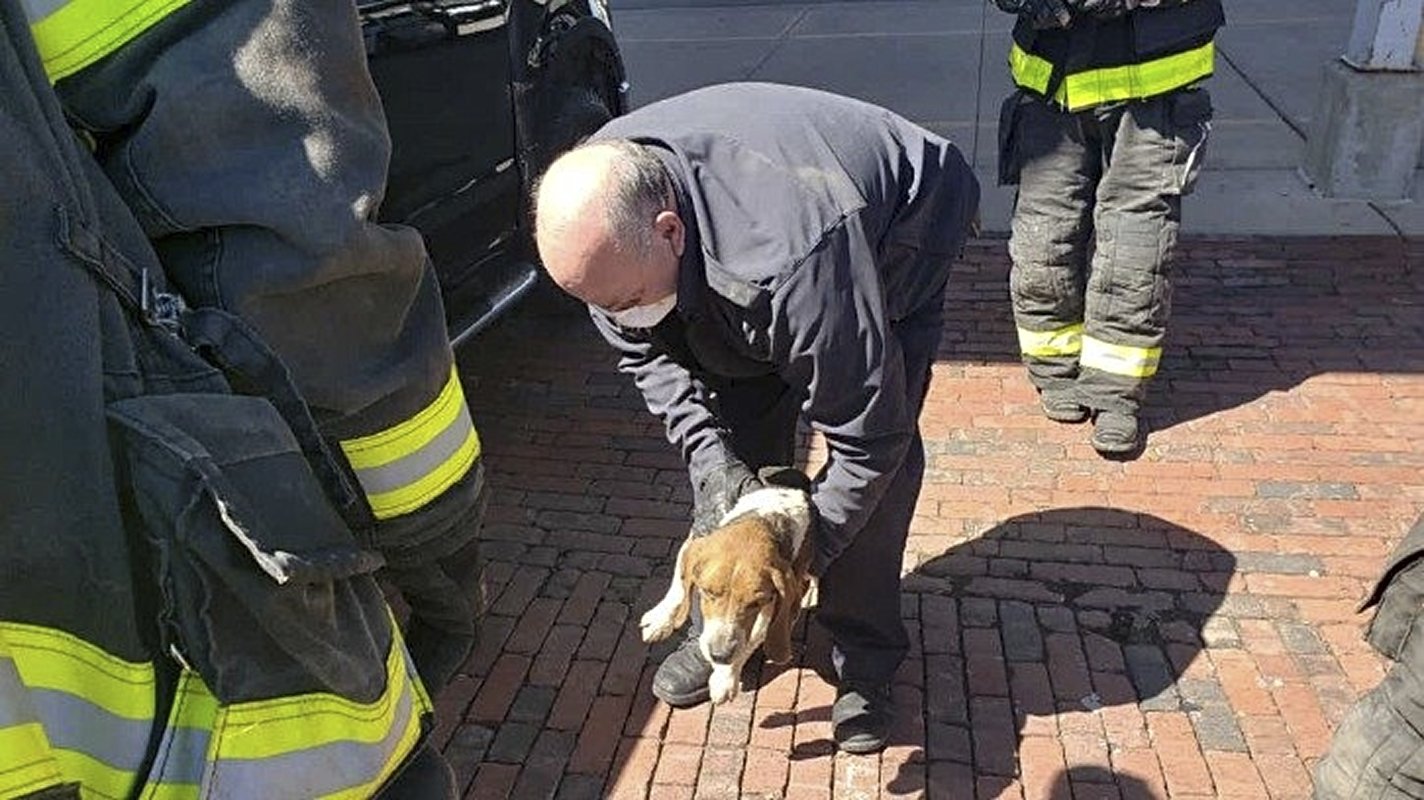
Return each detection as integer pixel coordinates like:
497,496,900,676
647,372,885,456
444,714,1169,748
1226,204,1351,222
1001,87,1212,414
41,0,489,697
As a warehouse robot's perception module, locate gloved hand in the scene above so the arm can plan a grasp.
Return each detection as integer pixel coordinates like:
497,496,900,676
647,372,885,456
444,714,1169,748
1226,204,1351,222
993,0,1073,29
690,459,763,536
1065,0,1140,17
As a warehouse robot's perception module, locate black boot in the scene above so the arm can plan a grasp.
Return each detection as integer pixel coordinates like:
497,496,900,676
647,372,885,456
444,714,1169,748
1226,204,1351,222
832,681,895,754
651,636,712,708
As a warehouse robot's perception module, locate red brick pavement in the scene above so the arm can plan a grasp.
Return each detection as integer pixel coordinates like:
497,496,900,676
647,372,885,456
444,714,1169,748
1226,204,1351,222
436,236,1424,799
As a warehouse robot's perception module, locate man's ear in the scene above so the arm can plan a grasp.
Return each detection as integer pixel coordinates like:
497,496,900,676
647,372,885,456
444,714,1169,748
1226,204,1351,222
764,565,802,665
653,210,685,258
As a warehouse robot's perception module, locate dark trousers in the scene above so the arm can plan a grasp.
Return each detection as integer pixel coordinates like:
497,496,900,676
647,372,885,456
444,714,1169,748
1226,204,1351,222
1004,88,1211,414
706,279,946,687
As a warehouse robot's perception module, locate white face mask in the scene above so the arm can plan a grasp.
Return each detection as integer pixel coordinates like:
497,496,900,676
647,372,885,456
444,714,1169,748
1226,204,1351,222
609,293,677,329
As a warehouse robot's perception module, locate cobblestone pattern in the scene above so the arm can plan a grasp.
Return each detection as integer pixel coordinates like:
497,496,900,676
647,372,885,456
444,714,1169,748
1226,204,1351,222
433,237,1424,799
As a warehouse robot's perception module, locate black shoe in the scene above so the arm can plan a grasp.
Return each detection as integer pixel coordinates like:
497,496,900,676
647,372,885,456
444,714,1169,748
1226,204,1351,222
651,637,712,708
832,682,895,754
1040,390,1089,423
1091,410,1141,454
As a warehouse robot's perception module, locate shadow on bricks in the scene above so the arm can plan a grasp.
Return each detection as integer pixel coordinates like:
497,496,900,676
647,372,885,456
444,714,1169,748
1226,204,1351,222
881,506,1237,793
1046,766,1156,799
945,237,1424,438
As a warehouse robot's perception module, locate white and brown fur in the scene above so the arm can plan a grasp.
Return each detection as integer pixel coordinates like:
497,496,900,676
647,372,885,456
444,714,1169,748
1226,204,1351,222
639,485,815,704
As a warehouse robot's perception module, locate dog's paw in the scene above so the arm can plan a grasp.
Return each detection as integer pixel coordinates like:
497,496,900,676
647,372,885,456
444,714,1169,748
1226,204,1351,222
639,603,679,643
708,665,739,705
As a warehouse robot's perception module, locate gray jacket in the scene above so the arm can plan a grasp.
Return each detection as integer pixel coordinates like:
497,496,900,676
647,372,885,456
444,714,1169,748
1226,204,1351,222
588,82,979,566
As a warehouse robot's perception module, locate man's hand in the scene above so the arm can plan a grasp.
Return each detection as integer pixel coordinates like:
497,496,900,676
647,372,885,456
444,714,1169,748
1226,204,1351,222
993,0,1073,29
690,459,762,536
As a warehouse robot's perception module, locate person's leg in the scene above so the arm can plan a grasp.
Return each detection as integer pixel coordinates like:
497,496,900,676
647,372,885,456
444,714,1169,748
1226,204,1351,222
1080,88,1211,454
651,373,803,707
379,465,489,696
817,263,948,753
1006,95,1100,421
56,0,490,696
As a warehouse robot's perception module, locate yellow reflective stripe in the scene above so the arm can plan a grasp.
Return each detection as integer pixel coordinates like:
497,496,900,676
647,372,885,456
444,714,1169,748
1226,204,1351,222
1010,40,1215,111
1064,41,1215,110
3,623,152,799
54,746,141,800
340,366,482,519
1,622,154,721
215,636,417,758
0,723,65,798
143,621,427,798
1009,42,1053,95
28,0,191,82
1081,335,1161,378
362,427,480,519
1017,323,1083,358
144,781,200,800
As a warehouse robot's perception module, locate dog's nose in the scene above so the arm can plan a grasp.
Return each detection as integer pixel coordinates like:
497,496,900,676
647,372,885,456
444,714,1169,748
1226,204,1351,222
706,639,738,665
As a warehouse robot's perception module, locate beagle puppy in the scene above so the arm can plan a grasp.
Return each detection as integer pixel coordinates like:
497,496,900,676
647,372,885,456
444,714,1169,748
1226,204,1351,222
639,483,814,704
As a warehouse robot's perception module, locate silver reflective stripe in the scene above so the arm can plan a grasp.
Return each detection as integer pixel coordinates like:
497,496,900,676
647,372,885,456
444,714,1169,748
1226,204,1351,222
147,719,212,786
209,663,416,796
353,401,475,496
19,0,66,22
0,656,38,728
28,688,152,772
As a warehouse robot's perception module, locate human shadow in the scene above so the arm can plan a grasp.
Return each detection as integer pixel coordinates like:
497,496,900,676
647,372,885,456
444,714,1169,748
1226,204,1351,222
757,507,1234,794
1046,766,1160,800
942,236,1424,446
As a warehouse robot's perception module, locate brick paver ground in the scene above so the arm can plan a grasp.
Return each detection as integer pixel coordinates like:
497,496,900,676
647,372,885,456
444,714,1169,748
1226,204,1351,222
435,236,1424,799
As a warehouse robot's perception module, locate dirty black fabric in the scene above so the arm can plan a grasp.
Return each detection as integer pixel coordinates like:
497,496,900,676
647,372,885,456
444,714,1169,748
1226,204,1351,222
381,464,489,696
1003,87,1211,414
49,0,489,698
1315,514,1424,799
1010,0,1224,79
2,2,443,791
0,0,204,672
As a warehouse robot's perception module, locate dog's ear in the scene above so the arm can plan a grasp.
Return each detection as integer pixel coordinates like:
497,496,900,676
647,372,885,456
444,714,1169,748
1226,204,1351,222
764,565,803,665
667,536,706,633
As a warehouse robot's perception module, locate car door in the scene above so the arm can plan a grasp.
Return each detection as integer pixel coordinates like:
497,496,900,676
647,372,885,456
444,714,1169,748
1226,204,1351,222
361,0,520,292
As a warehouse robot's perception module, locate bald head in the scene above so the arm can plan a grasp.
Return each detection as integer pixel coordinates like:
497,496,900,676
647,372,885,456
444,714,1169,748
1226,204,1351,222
534,139,683,313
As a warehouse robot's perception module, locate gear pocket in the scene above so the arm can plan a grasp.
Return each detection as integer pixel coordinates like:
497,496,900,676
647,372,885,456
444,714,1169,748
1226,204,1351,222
1169,87,1212,196
108,393,394,704
997,90,1033,186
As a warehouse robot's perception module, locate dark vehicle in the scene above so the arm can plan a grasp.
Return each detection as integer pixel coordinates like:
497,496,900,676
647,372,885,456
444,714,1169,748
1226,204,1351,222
360,0,627,344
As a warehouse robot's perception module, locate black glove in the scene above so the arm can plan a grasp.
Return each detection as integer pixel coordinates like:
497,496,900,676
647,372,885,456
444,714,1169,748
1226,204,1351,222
1065,0,1140,18
993,0,1072,29
690,459,763,536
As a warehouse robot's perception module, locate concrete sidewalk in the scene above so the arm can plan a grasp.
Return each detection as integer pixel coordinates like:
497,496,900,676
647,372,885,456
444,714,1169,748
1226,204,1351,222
436,236,1424,799
607,0,1423,238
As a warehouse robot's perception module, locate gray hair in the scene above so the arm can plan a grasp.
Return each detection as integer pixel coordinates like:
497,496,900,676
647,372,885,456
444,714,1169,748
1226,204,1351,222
593,139,672,258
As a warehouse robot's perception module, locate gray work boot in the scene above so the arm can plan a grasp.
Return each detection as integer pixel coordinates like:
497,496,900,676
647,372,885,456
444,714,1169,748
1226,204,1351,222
1091,411,1141,454
832,682,895,754
1040,390,1089,423
652,636,712,707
